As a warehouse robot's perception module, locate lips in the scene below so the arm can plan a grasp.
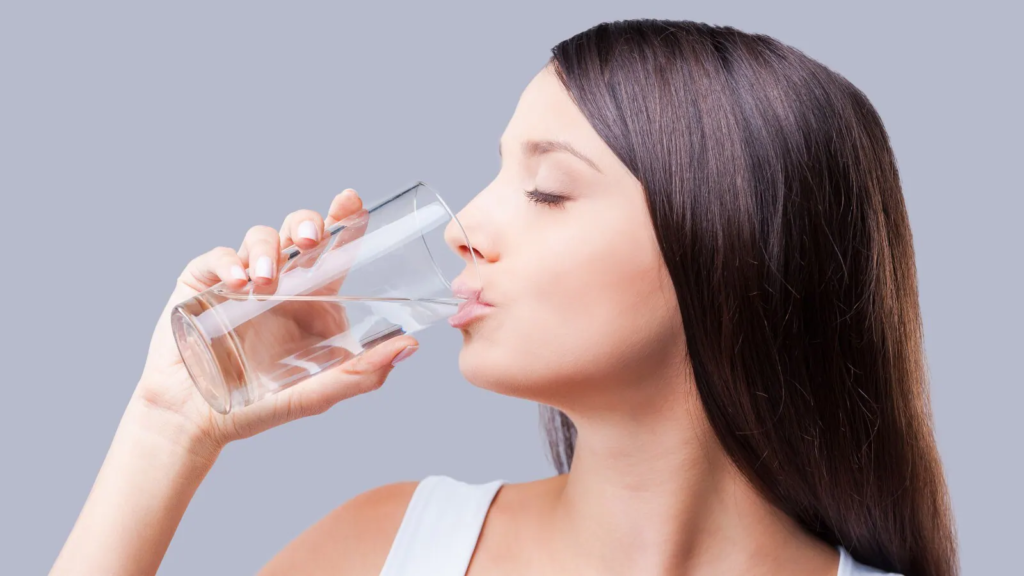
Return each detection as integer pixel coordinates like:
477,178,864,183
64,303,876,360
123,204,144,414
449,281,493,328
448,298,492,328
451,282,491,305
450,276,494,303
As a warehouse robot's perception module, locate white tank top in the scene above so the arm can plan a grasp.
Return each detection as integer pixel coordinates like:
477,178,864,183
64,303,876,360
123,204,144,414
378,475,903,576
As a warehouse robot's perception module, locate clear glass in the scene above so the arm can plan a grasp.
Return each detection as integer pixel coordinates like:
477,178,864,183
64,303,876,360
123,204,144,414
170,181,479,414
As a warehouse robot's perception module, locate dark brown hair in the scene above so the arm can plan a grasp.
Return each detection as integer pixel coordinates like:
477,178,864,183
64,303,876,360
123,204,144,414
539,19,957,576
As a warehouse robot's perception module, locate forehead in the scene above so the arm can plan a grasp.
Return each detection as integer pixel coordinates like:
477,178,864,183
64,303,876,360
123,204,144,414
500,65,636,186
503,66,601,154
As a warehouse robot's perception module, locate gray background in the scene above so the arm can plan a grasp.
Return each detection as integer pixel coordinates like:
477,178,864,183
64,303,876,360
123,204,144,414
1,2,1019,574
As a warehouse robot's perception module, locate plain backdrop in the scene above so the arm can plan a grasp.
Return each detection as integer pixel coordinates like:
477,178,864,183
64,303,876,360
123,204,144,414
1,1,1019,574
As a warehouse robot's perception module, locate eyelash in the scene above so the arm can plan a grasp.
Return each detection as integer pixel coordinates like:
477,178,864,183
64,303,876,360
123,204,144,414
524,188,568,209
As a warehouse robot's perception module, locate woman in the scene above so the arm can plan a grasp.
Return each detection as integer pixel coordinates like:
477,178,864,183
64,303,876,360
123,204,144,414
51,19,958,576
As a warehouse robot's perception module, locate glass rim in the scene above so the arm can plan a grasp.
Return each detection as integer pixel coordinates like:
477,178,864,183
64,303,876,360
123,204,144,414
408,180,481,293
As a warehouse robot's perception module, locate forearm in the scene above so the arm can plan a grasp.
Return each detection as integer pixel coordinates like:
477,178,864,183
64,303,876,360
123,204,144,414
50,396,222,575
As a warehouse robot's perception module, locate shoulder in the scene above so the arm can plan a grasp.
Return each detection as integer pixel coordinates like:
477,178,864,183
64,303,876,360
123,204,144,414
257,474,564,576
258,480,420,576
463,474,566,570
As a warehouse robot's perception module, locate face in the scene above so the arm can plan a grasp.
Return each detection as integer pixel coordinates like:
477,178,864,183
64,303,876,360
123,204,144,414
444,64,685,412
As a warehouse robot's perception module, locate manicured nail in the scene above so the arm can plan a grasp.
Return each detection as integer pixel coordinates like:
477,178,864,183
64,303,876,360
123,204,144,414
391,345,418,366
230,265,247,280
256,256,274,279
298,220,319,241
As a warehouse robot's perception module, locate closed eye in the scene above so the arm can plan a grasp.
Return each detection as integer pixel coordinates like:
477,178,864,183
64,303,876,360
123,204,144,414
524,188,568,209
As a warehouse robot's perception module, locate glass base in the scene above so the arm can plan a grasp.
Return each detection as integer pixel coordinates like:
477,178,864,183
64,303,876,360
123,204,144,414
171,305,231,414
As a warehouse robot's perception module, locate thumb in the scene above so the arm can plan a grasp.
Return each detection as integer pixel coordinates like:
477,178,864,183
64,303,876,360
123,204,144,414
284,336,421,416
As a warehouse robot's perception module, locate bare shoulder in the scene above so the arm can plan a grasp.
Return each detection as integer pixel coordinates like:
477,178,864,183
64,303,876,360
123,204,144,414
488,474,564,520
467,474,566,571
258,480,419,576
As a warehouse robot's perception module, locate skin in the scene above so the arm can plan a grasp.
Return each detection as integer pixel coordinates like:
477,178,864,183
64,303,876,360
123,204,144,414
51,64,841,576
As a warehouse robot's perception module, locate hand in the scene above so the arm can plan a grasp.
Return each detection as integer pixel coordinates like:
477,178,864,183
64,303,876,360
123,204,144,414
132,189,420,453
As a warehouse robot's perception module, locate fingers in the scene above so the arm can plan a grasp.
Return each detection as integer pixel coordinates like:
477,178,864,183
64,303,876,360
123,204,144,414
237,225,283,290
324,188,364,228
277,189,364,261
316,190,370,296
279,209,325,251
182,189,365,296
316,210,370,296
283,336,420,418
178,246,250,293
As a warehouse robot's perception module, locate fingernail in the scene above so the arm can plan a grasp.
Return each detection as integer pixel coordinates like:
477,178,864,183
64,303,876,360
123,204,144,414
230,265,247,280
391,345,418,366
256,256,274,279
298,220,319,241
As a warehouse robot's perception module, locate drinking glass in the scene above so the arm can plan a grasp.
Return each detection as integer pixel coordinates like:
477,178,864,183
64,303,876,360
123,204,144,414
170,181,479,414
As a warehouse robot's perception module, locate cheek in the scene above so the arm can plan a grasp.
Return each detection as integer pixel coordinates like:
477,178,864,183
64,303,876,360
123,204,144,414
460,217,680,397
548,232,676,371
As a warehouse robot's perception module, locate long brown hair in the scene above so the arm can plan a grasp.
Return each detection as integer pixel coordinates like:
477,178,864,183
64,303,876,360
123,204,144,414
539,19,958,576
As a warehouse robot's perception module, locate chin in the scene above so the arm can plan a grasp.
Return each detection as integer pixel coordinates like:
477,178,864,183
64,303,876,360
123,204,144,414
456,341,593,407
458,343,538,398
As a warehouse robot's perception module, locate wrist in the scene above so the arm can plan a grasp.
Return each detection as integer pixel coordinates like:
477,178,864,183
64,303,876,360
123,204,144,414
123,392,223,468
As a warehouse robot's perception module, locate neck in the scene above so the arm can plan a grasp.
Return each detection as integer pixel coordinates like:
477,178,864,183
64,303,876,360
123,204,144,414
545,377,838,576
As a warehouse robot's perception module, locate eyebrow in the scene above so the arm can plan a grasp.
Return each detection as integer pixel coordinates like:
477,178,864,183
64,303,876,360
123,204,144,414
499,138,604,175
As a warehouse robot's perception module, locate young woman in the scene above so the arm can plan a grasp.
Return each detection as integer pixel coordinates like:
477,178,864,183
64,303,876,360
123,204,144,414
51,19,958,576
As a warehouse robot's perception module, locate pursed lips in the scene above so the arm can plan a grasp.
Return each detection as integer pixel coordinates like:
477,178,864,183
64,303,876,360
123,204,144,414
448,284,494,328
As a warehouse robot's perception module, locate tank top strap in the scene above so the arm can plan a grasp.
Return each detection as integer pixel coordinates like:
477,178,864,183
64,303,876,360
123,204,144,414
837,544,903,575
379,474,506,576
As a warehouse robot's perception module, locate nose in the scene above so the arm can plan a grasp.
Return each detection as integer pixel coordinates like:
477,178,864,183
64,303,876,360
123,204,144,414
443,205,491,287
